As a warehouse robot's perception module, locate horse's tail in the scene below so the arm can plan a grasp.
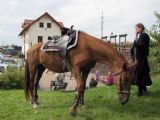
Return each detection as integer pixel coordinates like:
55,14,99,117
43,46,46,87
25,60,30,100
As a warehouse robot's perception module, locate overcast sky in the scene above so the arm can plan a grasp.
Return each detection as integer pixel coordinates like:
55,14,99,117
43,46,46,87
0,0,159,45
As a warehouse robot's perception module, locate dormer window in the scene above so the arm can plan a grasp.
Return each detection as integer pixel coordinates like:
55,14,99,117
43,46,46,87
39,22,44,28
47,23,51,28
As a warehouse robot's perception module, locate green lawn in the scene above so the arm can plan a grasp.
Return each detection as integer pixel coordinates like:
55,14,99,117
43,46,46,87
0,75,160,120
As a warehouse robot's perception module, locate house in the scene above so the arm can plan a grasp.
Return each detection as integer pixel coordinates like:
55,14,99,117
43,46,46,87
19,12,64,57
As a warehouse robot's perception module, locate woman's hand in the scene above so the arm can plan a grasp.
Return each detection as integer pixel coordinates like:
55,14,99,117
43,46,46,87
132,60,138,67
135,60,138,64
134,60,139,67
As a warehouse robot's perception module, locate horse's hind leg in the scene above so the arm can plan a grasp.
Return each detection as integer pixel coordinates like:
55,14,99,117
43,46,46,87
33,65,45,108
29,69,36,106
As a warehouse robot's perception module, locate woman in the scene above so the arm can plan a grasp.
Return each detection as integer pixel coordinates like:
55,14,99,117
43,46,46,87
54,73,68,88
95,70,100,81
89,76,98,87
101,72,114,86
130,23,152,96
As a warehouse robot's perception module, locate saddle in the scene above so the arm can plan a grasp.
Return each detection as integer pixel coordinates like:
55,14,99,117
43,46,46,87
41,26,78,71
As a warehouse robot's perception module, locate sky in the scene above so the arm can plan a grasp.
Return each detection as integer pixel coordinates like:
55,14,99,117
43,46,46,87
0,0,160,46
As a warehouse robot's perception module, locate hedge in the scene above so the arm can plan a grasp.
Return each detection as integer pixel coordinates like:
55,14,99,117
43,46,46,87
0,66,24,89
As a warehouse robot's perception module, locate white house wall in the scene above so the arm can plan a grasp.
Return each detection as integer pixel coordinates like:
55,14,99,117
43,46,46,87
28,17,61,45
22,16,62,56
22,31,31,55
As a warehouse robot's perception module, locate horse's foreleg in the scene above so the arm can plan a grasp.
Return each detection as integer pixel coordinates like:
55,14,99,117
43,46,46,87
79,69,90,107
69,66,83,116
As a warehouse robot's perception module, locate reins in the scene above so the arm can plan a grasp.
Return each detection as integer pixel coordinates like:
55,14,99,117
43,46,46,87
113,70,130,95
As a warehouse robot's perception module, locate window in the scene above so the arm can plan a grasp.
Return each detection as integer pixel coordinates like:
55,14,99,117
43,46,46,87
39,22,44,28
47,23,51,28
48,36,52,40
38,36,43,42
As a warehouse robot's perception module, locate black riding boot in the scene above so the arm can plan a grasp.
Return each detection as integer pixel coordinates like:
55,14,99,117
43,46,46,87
137,86,143,96
142,86,148,95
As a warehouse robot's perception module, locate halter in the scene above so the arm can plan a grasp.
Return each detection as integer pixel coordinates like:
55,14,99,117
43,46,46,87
113,70,124,76
113,70,130,95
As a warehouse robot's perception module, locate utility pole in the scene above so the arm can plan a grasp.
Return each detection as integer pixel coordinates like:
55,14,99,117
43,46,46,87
100,12,105,74
101,12,104,40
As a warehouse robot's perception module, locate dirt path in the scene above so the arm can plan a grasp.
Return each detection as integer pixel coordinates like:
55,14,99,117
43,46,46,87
39,70,104,91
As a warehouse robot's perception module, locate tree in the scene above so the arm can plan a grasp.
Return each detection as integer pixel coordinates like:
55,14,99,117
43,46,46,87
148,11,160,74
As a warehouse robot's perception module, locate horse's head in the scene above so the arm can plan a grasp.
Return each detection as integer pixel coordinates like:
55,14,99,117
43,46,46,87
114,63,133,105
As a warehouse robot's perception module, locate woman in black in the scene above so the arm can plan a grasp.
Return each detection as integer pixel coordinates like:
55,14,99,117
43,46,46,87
131,23,152,96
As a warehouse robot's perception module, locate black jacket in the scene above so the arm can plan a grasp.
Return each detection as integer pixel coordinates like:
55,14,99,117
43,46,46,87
131,33,152,86
136,33,150,59
130,33,150,60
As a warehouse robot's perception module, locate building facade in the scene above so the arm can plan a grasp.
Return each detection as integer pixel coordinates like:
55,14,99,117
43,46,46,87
19,12,64,56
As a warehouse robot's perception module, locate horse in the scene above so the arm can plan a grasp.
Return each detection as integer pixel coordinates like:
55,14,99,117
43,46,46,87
25,31,133,116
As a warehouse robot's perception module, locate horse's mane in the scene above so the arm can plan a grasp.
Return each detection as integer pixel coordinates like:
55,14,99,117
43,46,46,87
79,31,127,63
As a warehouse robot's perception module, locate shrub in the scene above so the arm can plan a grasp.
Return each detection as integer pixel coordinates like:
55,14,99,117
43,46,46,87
148,11,160,74
149,47,160,74
0,66,24,89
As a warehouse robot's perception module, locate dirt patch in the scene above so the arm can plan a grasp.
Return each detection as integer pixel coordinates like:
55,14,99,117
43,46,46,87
39,70,105,91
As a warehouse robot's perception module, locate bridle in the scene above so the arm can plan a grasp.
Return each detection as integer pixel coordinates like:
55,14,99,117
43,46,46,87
113,70,124,76
113,70,130,95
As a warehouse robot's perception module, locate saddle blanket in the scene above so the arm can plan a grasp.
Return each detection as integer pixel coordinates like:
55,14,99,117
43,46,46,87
41,30,78,52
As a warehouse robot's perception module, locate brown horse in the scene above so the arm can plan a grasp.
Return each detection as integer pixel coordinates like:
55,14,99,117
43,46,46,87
25,31,133,116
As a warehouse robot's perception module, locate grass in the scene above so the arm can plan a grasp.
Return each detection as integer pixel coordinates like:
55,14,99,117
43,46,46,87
0,75,160,120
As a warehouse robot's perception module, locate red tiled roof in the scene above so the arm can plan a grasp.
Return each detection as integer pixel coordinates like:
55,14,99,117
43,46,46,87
21,19,34,28
58,22,64,28
19,12,64,36
24,19,34,24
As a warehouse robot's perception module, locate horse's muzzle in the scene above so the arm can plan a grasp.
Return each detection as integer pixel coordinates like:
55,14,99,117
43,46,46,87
118,91,130,105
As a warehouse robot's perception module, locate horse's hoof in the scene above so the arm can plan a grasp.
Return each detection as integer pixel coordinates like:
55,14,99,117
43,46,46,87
69,107,76,117
69,111,76,117
33,104,38,109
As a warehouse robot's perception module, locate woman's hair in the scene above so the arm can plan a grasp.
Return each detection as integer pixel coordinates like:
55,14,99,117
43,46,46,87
135,23,145,31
